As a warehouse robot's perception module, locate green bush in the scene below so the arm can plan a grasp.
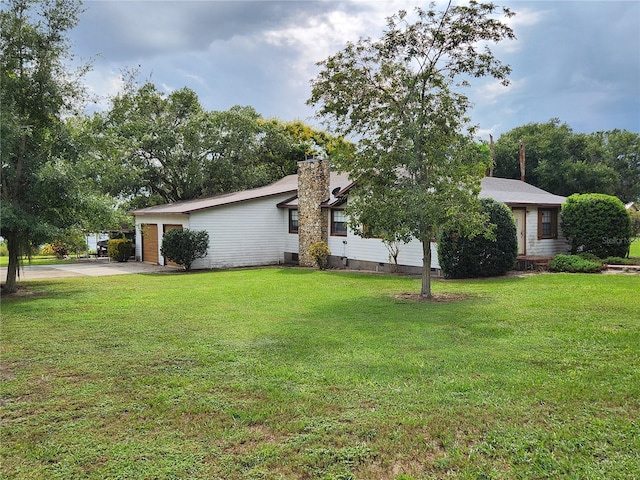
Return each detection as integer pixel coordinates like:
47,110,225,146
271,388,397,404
561,193,632,258
41,242,68,259
107,239,133,262
160,229,209,271
549,254,604,273
438,198,518,278
577,252,603,263
0,241,8,257
308,241,331,270
602,256,640,266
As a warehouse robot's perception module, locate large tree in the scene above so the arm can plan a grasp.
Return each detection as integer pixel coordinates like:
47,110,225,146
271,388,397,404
493,119,639,202
1,0,108,293
308,2,515,298
86,82,350,208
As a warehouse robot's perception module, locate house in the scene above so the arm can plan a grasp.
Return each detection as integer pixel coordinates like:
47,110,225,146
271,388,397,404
130,158,568,272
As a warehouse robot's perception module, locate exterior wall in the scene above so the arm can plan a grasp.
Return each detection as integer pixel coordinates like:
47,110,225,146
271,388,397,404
134,214,189,264
523,206,569,256
284,231,299,255
188,194,292,270
297,159,330,267
326,202,440,270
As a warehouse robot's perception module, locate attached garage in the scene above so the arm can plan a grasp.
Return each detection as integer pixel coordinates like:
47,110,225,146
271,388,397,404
141,223,159,264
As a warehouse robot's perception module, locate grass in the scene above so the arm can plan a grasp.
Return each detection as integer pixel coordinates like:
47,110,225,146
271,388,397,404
630,237,640,257
1,268,639,479
0,255,77,267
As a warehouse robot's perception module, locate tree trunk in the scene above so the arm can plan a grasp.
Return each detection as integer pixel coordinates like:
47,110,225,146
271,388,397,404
421,236,432,299
4,233,20,294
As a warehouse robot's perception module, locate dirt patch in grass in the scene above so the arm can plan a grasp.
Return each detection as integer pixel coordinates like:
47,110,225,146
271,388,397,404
394,292,472,302
0,285,36,297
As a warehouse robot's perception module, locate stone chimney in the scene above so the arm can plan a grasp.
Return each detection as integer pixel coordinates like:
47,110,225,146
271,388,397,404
297,158,330,267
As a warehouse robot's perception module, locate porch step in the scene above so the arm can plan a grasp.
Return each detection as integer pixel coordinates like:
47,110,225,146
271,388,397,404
515,256,552,271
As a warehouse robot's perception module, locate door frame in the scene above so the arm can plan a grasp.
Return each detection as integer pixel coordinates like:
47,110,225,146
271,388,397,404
512,208,526,255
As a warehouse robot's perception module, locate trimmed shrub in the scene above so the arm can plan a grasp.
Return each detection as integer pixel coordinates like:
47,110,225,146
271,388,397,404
549,254,603,273
107,239,133,262
438,198,518,278
602,256,640,266
308,241,331,270
42,242,68,259
561,193,632,258
160,229,209,271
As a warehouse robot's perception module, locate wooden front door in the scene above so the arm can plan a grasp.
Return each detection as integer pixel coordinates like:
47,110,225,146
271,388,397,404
142,223,159,264
512,208,526,255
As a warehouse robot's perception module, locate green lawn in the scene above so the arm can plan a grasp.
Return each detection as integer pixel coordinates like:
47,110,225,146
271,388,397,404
630,237,640,257
2,269,639,479
0,255,76,267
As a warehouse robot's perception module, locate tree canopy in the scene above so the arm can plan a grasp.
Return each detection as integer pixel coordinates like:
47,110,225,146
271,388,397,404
83,82,352,209
308,2,515,297
493,119,640,202
1,0,115,293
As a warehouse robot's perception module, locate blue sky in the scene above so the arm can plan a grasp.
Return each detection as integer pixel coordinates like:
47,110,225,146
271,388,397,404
71,0,640,138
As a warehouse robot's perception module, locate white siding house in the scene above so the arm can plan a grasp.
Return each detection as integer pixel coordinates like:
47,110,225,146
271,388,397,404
130,166,569,272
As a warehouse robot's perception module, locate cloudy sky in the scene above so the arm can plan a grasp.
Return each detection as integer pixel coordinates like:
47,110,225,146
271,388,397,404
70,0,639,138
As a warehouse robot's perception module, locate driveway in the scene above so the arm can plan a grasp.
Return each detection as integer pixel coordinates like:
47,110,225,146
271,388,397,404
0,258,179,281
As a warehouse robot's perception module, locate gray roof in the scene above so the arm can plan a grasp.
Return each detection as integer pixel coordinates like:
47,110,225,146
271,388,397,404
130,174,300,215
479,177,566,206
131,174,564,216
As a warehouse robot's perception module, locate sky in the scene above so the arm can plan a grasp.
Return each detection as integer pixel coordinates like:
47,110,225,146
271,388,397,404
69,0,640,139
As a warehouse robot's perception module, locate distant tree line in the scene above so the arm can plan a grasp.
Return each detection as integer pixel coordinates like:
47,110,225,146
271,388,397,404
493,118,639,203
74,81,352,210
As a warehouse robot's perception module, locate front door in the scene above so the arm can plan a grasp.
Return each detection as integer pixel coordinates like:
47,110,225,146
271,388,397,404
142,223,159,264
512,208,526,255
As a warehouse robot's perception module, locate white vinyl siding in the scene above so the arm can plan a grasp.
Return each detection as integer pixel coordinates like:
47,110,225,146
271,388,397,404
188,194,292,269
525,206,568,256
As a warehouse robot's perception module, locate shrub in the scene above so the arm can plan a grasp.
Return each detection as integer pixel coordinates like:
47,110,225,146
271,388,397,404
549,254,603,273
561,193,632,258
308,241,331,270
107,239,133,262
602,256,640,266
160,229,209,271
577,252,603,263
41,242,68,259
438,198,518,278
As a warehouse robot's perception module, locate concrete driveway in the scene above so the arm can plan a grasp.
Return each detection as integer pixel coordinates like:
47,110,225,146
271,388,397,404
0,258,179,281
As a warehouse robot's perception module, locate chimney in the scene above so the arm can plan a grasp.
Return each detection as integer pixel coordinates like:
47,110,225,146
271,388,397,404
297,158,330,267
518,140,526,182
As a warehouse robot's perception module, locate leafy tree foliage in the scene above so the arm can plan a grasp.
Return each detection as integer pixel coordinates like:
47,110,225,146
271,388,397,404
438,198,518,278
308,3,515,297
1,0,114,293
160,229,209,271
83,82,351,209
493,119,640,202
560,193,632,258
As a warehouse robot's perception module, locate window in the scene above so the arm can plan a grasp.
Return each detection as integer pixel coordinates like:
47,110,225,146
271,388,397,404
331,210,348,236
538,208,558,239
289,209,299,234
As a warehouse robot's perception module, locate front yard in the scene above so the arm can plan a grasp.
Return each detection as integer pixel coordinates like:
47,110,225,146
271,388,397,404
1,269,639,479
